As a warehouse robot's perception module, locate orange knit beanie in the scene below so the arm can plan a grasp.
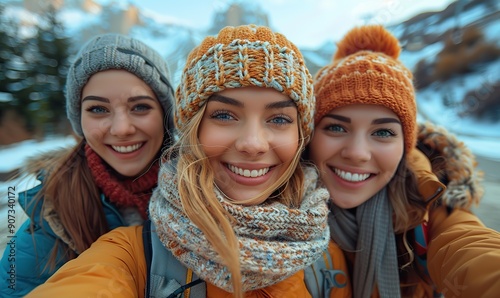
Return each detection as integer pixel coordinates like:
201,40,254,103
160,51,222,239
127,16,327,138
175,24,315,139
314,25,417,153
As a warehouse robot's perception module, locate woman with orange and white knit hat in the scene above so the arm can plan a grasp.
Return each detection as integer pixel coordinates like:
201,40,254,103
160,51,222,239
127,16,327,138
307,24,500,297
27,24,335,298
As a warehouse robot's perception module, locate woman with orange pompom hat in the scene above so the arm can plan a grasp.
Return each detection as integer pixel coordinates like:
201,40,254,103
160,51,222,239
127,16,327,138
304,25,500,297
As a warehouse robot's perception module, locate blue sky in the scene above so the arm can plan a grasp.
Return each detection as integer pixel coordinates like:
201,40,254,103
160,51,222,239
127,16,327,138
98,0,457,48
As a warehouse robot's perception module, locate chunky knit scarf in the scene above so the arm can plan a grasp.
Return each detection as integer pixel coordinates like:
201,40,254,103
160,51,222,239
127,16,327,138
149,163,330,292
329,187,400,298
85,144,159,219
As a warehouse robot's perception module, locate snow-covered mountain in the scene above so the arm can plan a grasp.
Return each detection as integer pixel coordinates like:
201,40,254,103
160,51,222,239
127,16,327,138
2,0,499,158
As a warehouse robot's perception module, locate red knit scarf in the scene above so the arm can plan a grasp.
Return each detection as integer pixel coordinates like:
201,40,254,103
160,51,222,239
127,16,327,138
85,144,159,219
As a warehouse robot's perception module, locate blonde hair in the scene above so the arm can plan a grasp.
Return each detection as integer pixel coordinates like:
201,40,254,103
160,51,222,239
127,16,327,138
164,102,307,297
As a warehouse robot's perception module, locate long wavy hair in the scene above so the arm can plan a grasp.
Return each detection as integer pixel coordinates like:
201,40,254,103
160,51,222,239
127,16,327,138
389,157,427,235
164,102,307,297
26,120,172,273
387,156,431,294
26,138,106,271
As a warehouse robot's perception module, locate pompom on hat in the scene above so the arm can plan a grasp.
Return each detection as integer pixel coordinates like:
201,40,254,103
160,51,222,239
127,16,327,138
66,33,175,136
314,25,417,153
175,24,315,139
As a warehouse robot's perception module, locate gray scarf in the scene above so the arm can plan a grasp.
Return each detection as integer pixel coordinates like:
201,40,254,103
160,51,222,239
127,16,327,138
149,164,330,292
329,187,401,298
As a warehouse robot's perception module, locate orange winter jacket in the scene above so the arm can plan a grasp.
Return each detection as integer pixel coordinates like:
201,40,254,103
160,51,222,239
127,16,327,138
343,122,500,298
350,205,500,298
414,123,500,296
25,225,313,298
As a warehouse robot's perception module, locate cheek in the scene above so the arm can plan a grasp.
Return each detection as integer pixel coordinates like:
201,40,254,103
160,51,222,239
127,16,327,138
198,124,228,157
309,134,333,165
148,113,165,139
380,143,404,177
274,129,299,161
81,116,108,142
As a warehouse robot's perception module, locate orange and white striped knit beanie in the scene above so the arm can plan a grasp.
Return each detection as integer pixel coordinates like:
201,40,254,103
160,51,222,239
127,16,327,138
175,24,315,140
314,25,417,153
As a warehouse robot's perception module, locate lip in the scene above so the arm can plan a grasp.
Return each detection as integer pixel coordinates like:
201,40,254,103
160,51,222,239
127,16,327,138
107,141,146,159
223,162,275,186
327,165,373,189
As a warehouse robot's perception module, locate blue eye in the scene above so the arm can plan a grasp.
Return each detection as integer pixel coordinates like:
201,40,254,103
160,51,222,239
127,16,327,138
211,111,235,121
269,115,292,125
373,129,396,137
133,104,152,112
86,106,108,114
325,124,345,133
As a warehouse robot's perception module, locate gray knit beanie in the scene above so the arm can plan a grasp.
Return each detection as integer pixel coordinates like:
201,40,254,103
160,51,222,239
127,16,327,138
66,33,175,136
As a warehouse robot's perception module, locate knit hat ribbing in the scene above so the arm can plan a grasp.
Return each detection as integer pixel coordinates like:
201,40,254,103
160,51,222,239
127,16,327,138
66,33,175,136
314,25,417,153
175,25,315,139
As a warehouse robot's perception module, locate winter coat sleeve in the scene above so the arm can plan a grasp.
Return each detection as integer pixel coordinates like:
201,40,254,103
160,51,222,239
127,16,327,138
427,206,500,297
0,219,67,297
0,184,69,297
25,226,146,297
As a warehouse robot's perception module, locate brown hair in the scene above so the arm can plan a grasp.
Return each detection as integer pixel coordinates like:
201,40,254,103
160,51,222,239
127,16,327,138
389,158,426,235
166,102,306,297
27,139,108,271
388,157,429,293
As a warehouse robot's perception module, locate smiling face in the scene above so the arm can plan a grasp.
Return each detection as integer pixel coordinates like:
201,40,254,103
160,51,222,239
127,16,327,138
198,86,299,205
81,69,164,177
309,104,404,209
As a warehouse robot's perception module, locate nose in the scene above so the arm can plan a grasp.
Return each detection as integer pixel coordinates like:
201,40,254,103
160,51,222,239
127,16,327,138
340,135,371,163
109,111,136,137
235,123,269,156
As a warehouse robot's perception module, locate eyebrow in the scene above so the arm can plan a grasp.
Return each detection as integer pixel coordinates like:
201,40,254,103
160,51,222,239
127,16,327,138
82,95,156,103
208,94,295,109
266,100,296,109
325,114,401,125
372,118,401,125
325,114,350,123
208,94,243,107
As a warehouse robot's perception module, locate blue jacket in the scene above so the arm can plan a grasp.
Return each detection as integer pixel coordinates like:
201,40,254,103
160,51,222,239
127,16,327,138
0,179,126,297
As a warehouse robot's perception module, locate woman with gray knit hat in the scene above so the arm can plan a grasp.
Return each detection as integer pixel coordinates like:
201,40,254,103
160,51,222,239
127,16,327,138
0,33,175,297
27,24,335,298
307,24,500,297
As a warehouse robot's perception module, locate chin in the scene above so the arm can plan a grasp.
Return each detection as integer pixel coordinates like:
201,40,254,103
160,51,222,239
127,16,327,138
116,168,142,178
333,201,356,209
332,196,364,209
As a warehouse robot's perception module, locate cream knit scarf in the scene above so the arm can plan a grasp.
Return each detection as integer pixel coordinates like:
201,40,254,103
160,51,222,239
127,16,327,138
149,163,330,292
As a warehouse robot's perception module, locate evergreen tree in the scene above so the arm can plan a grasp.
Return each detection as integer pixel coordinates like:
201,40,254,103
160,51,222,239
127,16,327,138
0,4,72,136
27,4,72,135
0,4,28,124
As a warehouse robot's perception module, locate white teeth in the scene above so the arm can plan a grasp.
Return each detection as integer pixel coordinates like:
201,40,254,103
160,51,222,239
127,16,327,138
228,164,269,178
334,168,370,182
112,143,143,153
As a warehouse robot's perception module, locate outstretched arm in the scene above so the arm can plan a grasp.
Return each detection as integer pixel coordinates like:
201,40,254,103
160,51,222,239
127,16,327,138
25,226,146,297
428,206,500,297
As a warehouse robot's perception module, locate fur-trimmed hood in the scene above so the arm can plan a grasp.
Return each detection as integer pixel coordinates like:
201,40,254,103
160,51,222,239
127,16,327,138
23,145,76,176
20,146,83,252
417,121,484,210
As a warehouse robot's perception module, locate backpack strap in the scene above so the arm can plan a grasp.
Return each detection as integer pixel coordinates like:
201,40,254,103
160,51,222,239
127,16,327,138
414,220,429,276
304,245,348,298
414,218,443,297
143,220,206,298
143,219,153,298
